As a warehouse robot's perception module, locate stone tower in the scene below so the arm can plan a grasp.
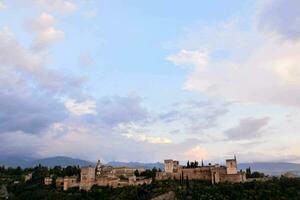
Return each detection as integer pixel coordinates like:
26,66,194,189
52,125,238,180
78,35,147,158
226,156,238,174
164,159,179,173
96,160,102,176
80,166,95,191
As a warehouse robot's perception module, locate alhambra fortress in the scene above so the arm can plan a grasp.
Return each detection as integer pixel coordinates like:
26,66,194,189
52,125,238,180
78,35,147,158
157,156,246,184
44,157,246,191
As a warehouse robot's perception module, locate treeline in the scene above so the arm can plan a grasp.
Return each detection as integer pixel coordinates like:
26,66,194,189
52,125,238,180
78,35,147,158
186,160,202,168
5,178,300,200
134,167,161,179
0,165,80,185
2,166,300,200
174,178,300,200
245,167,265,178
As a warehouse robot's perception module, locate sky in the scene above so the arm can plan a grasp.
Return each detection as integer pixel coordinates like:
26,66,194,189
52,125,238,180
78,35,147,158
0,0,300,164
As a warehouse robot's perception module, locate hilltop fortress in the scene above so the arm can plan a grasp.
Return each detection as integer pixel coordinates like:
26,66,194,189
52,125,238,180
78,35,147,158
156,156,246,184
45,157,246,191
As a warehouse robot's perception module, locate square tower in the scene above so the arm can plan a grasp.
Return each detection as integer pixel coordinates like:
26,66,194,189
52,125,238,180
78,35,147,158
226,157,238,174
80,166,95,191
164,159,179,173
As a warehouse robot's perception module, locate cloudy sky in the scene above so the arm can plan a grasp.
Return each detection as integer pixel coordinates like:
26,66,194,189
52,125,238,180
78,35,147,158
0,0,300,164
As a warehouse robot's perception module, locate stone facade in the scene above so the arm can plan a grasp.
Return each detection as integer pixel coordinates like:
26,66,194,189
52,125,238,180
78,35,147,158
79,160,152,191
156,157,246,184
63,176,79,191
80,166,96,191
226,157,238,174
164,160,179,173
112,167,145,177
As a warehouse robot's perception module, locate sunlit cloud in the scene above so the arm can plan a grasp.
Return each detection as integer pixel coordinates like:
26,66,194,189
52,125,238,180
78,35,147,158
183,145,208,161
64,99,97,116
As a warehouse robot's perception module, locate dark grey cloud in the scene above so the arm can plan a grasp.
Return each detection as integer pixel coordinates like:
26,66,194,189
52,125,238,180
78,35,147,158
225,117,270,140
258,0,300,40
0,93,67,134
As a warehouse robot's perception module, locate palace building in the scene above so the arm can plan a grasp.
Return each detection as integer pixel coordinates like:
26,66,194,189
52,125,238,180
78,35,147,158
79,160,152,191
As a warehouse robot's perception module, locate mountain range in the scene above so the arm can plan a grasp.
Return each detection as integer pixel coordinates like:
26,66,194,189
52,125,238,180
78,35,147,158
0,156,93,168
238,162,300,176
1,156,300,176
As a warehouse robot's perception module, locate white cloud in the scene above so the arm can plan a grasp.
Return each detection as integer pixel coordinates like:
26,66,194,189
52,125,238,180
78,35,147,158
122,132,172,144
117,122,172,144
0,2,6,10
65,99,97,116
166,49,208,69
33,0,77,13
36,27,64,46
0,28,83,93
183,145,208,161
167,13,300,107
28,12,64,49
28,12,55,31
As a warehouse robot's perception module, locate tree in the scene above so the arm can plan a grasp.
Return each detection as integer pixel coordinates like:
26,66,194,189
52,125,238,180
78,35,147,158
246,167,251,178
134,170,140,177
194,161,198,168
190,162,194,168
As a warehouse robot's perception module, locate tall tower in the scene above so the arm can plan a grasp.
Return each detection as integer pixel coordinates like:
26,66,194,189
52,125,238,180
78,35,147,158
96,160,102,176
164,159,179,173
80,166,95,191
226,156,238,174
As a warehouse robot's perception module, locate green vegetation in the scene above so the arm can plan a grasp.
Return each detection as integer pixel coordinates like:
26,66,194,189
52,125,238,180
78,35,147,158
246,167,265,178
1,166,300,200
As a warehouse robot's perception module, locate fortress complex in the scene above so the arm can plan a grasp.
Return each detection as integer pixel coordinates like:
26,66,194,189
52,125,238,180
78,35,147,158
45,156,245,191
80,160,151,191
156,156,246,183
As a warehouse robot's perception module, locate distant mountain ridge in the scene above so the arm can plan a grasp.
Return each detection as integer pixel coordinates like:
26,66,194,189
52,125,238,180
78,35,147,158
238,162,300,176
1,156,300,176
29,156,94,168
0,156,164,169
0,156,93,168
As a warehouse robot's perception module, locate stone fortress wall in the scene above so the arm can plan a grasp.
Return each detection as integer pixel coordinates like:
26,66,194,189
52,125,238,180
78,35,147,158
156,156,246,184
